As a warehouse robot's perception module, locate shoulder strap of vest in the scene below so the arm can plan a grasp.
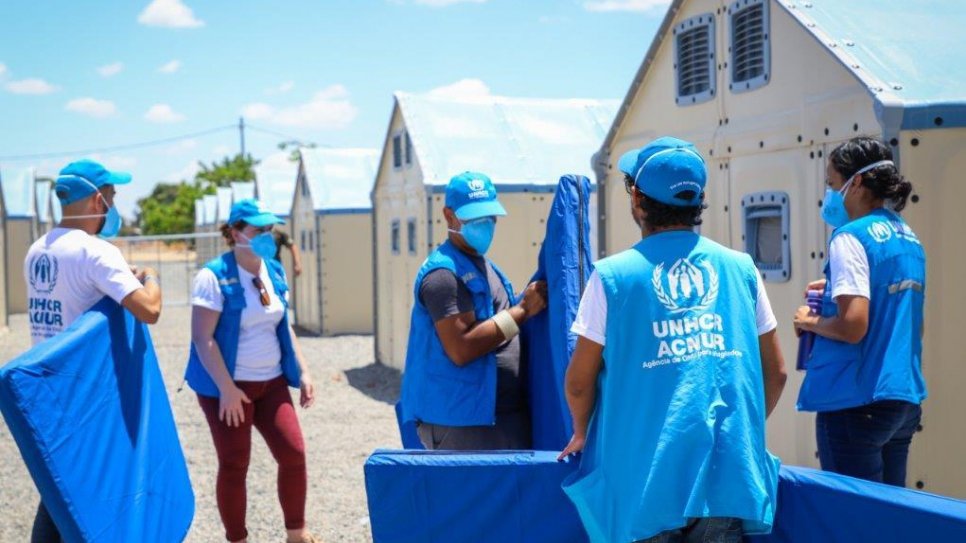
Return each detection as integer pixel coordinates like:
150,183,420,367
265,258,289,295
206,252,245,305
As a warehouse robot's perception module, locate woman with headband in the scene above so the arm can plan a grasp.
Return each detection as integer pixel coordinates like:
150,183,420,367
794,136,927,487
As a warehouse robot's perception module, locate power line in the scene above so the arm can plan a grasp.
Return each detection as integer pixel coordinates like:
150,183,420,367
0,124,236,162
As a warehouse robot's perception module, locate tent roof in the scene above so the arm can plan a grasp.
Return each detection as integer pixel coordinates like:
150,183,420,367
300,148,379,212
230,181,256,202
394,92,618,186
202,194,218,226
215,187,233,223
36,180,52,223
0,167,37,218
254,152,298,217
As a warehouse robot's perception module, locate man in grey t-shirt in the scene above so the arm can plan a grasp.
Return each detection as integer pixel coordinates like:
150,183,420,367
403,171,546,450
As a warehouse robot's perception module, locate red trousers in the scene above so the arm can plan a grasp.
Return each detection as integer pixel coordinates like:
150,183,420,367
198,376,307,542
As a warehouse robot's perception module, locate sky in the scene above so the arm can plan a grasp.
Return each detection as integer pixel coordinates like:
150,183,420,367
0,0,669,219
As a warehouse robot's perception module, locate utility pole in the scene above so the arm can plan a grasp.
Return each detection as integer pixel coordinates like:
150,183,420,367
238,116,246,157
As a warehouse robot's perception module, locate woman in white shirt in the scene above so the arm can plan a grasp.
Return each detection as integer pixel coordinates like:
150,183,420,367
184,199,318,543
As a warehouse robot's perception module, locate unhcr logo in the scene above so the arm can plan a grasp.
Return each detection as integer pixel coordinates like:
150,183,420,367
652,258,719,314
29,253,58,294
868,222,893,243
466,178,488,199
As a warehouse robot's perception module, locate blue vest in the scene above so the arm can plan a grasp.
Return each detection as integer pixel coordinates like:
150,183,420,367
184,252,301,398
400,240,516,427
563,231,779,543
798,209,927,412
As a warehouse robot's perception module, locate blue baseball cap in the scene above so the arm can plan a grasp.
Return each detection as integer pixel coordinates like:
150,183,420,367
445,171,507,221
54,159,133,205
617,148,640,175
631,137,706,207
227,198,286,227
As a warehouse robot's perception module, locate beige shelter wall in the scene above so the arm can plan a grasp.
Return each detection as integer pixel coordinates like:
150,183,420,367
0,218,7,327
6,221,32,314
602,0,889,469
292,176,320,334
374,108,426,368
898,128,966,499
318,213,373,335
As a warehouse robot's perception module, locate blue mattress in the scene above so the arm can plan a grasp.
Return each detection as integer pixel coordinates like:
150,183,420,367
0,298,194,542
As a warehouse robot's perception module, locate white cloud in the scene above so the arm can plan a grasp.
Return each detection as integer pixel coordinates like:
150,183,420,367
164,160,201,182
6,78,58,95
88,154,139,171
97,62,124,77
160,139,198,155
158,59,182,74
241,85,357,129
266,81,295,95
144,103,187,123
65,97,118,118
138,0,204,28
583,0,669,12
427,78,492,100
0,63,7,77
212,144,232,157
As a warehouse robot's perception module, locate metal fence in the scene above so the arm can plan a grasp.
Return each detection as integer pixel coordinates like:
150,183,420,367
110,232,223,306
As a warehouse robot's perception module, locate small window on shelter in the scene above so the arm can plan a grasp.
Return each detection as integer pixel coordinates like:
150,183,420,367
391,219,401,254
729,0,770,93
392,134,402,169
742,191,790,282
674,13,716,106
407,218,417,255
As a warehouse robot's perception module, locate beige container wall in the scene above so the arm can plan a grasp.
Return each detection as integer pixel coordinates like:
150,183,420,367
6,220,33,314
898,127,966,498
292,177,320,333
602,0,896,470
0,217,7,327
318,213,373,335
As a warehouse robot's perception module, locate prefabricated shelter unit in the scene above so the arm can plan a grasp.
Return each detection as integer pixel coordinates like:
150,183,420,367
372,92,617,369
194,197,208,266
291,148,379,336
1,167,37,314
200,194,220,263
595,0,966,497
35,179,53,235
255,153,299,282
230,181,257,202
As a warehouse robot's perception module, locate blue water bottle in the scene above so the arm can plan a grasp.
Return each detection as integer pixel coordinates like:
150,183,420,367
796,289,823,371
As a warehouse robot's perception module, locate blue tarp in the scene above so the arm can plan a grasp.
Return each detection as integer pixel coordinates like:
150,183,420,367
364,450,966,543
0,298,194,542
524,174,594,450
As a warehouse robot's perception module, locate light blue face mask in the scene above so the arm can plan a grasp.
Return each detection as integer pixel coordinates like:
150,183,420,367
238,230,277,260
449,217,497,254
821,159,896,228
61,177,122,239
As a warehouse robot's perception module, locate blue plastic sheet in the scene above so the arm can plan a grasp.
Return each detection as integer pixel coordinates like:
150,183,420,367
0,298,194,542
365,450,966,543
524,174,594,450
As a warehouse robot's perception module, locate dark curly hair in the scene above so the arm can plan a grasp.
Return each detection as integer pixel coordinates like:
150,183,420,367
637,190,706,229
220,220,248,247
829,136,914,212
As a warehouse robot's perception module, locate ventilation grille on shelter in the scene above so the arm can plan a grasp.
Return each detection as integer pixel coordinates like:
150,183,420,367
732,4,766,84
676,24,712,98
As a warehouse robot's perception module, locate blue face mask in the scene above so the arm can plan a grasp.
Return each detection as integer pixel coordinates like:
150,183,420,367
98,204,122,239
821,178,853,229
450,217,496,254
238,231,277,260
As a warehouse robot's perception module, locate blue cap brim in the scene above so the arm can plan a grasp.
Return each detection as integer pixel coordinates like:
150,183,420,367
618,150,639,175
455,200,507,221
244,213,286,227
108,171,133,185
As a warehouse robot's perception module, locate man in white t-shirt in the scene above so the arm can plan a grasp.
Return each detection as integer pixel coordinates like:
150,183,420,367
23,158,162,542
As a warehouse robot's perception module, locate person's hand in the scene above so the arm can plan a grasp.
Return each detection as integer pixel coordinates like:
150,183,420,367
294,264,303,277
805,279,827,298
134,266,158,284
557,433,586,461
793,305,819,337
299,372,315,408
519,281,548,318
219,385,251,427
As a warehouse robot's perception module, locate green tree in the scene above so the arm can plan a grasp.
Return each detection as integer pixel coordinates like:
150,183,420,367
195,153,257,189
136,153,258,235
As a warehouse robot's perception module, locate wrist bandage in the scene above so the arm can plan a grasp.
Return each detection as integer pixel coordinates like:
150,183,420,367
492,309,520,340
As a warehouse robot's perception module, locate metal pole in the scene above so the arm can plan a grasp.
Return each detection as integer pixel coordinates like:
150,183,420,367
239,116,246,157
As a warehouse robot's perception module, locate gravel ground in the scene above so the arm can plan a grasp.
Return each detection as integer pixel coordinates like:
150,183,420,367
0,305,401,542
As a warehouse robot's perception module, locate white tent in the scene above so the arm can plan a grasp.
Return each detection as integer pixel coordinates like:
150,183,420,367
372,92,617,368
1,167,36,314
291,148,379,335
596,0,966,497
